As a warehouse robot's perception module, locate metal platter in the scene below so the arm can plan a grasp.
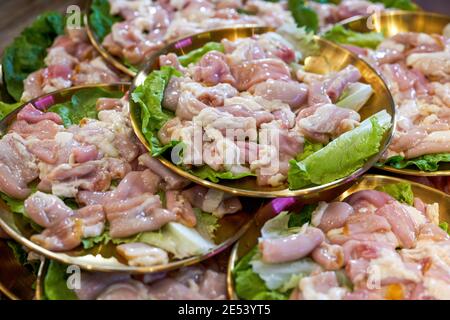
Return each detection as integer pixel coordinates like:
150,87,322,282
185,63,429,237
0,83,258,273
341,11,450,177
226,174,450,299
130,26,395,199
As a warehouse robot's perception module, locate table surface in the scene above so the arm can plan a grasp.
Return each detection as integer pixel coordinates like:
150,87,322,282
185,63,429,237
0,0,449,55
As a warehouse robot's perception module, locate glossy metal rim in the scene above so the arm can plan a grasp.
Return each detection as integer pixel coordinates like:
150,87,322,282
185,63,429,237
130,26,396,198
338,9,446,29
226,173,450,299
339,10,450,176
84,0,135,77
0,83,255,273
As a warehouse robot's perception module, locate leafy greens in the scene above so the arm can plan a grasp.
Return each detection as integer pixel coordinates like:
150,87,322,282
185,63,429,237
2,12,66,101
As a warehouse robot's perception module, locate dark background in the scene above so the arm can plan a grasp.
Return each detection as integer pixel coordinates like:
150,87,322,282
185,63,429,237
0,0,448,54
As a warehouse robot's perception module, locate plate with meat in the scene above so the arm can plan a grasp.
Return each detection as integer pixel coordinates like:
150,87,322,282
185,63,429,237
323,11,450,176
227,174,450,300
129,26,395,198
0,11,127,117
0,83,258,273
85,0,295,76
84,0,418,76
35,250,231,300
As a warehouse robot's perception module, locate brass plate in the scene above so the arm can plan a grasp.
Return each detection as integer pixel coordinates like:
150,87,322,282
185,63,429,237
0,239,38,300
130,26,395,199
84,0,260,77
0,84,257,273
340,11,450,176
226,174,450,300
84,0,135,77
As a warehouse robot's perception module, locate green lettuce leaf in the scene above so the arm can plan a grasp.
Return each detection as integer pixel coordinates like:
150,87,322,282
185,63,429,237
81,230,139,250
370,0,418,10
288,110,391,190
131,66,181,156
384,153,450,172
288,204,317,228
376,182,414,205
2,12,66,101
0,101,21,120
188,166,255,183
439,222,450,235
89,0,122,42
295,140,323,162
48,87,123,127
323,25,384,49
44,261,78,300
178,42,225,67
194,209,219,242
233,247,289,300
288,0,319,33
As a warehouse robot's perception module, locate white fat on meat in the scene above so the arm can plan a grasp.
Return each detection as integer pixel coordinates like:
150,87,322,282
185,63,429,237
311,202,329,227
298,272,348,300
72,119,118,158
367,248,422,284
116,243,169,267
425,203,440,225
406,50,450,82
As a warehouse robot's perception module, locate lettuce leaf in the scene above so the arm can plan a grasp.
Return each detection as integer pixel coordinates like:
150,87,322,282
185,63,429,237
194,209,219,242
440,222,450,235
288,204,317,228
48,87,123,127
139,222,214,259
2,12,66,101
288,110,391,190
251,256,316,291
288,0,319,33
89,0,122,42
276,25,319,60
233,247,288,300
337,82,374,112
323,25,384,49
131,66,181,156
370,0,418,10
81,230,139,250
0,101,21,120
44,261,78,300
188,165,255,183
376,182,414,205
295,140,323,162
178,42,225,67
384,153,450,172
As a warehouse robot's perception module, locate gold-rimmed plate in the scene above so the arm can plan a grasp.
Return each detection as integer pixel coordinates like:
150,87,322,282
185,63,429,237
226,174,450,299
84,0,136,77
84,0,262,77
130,26,395,199
0,84,258,273
339,11,450,177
